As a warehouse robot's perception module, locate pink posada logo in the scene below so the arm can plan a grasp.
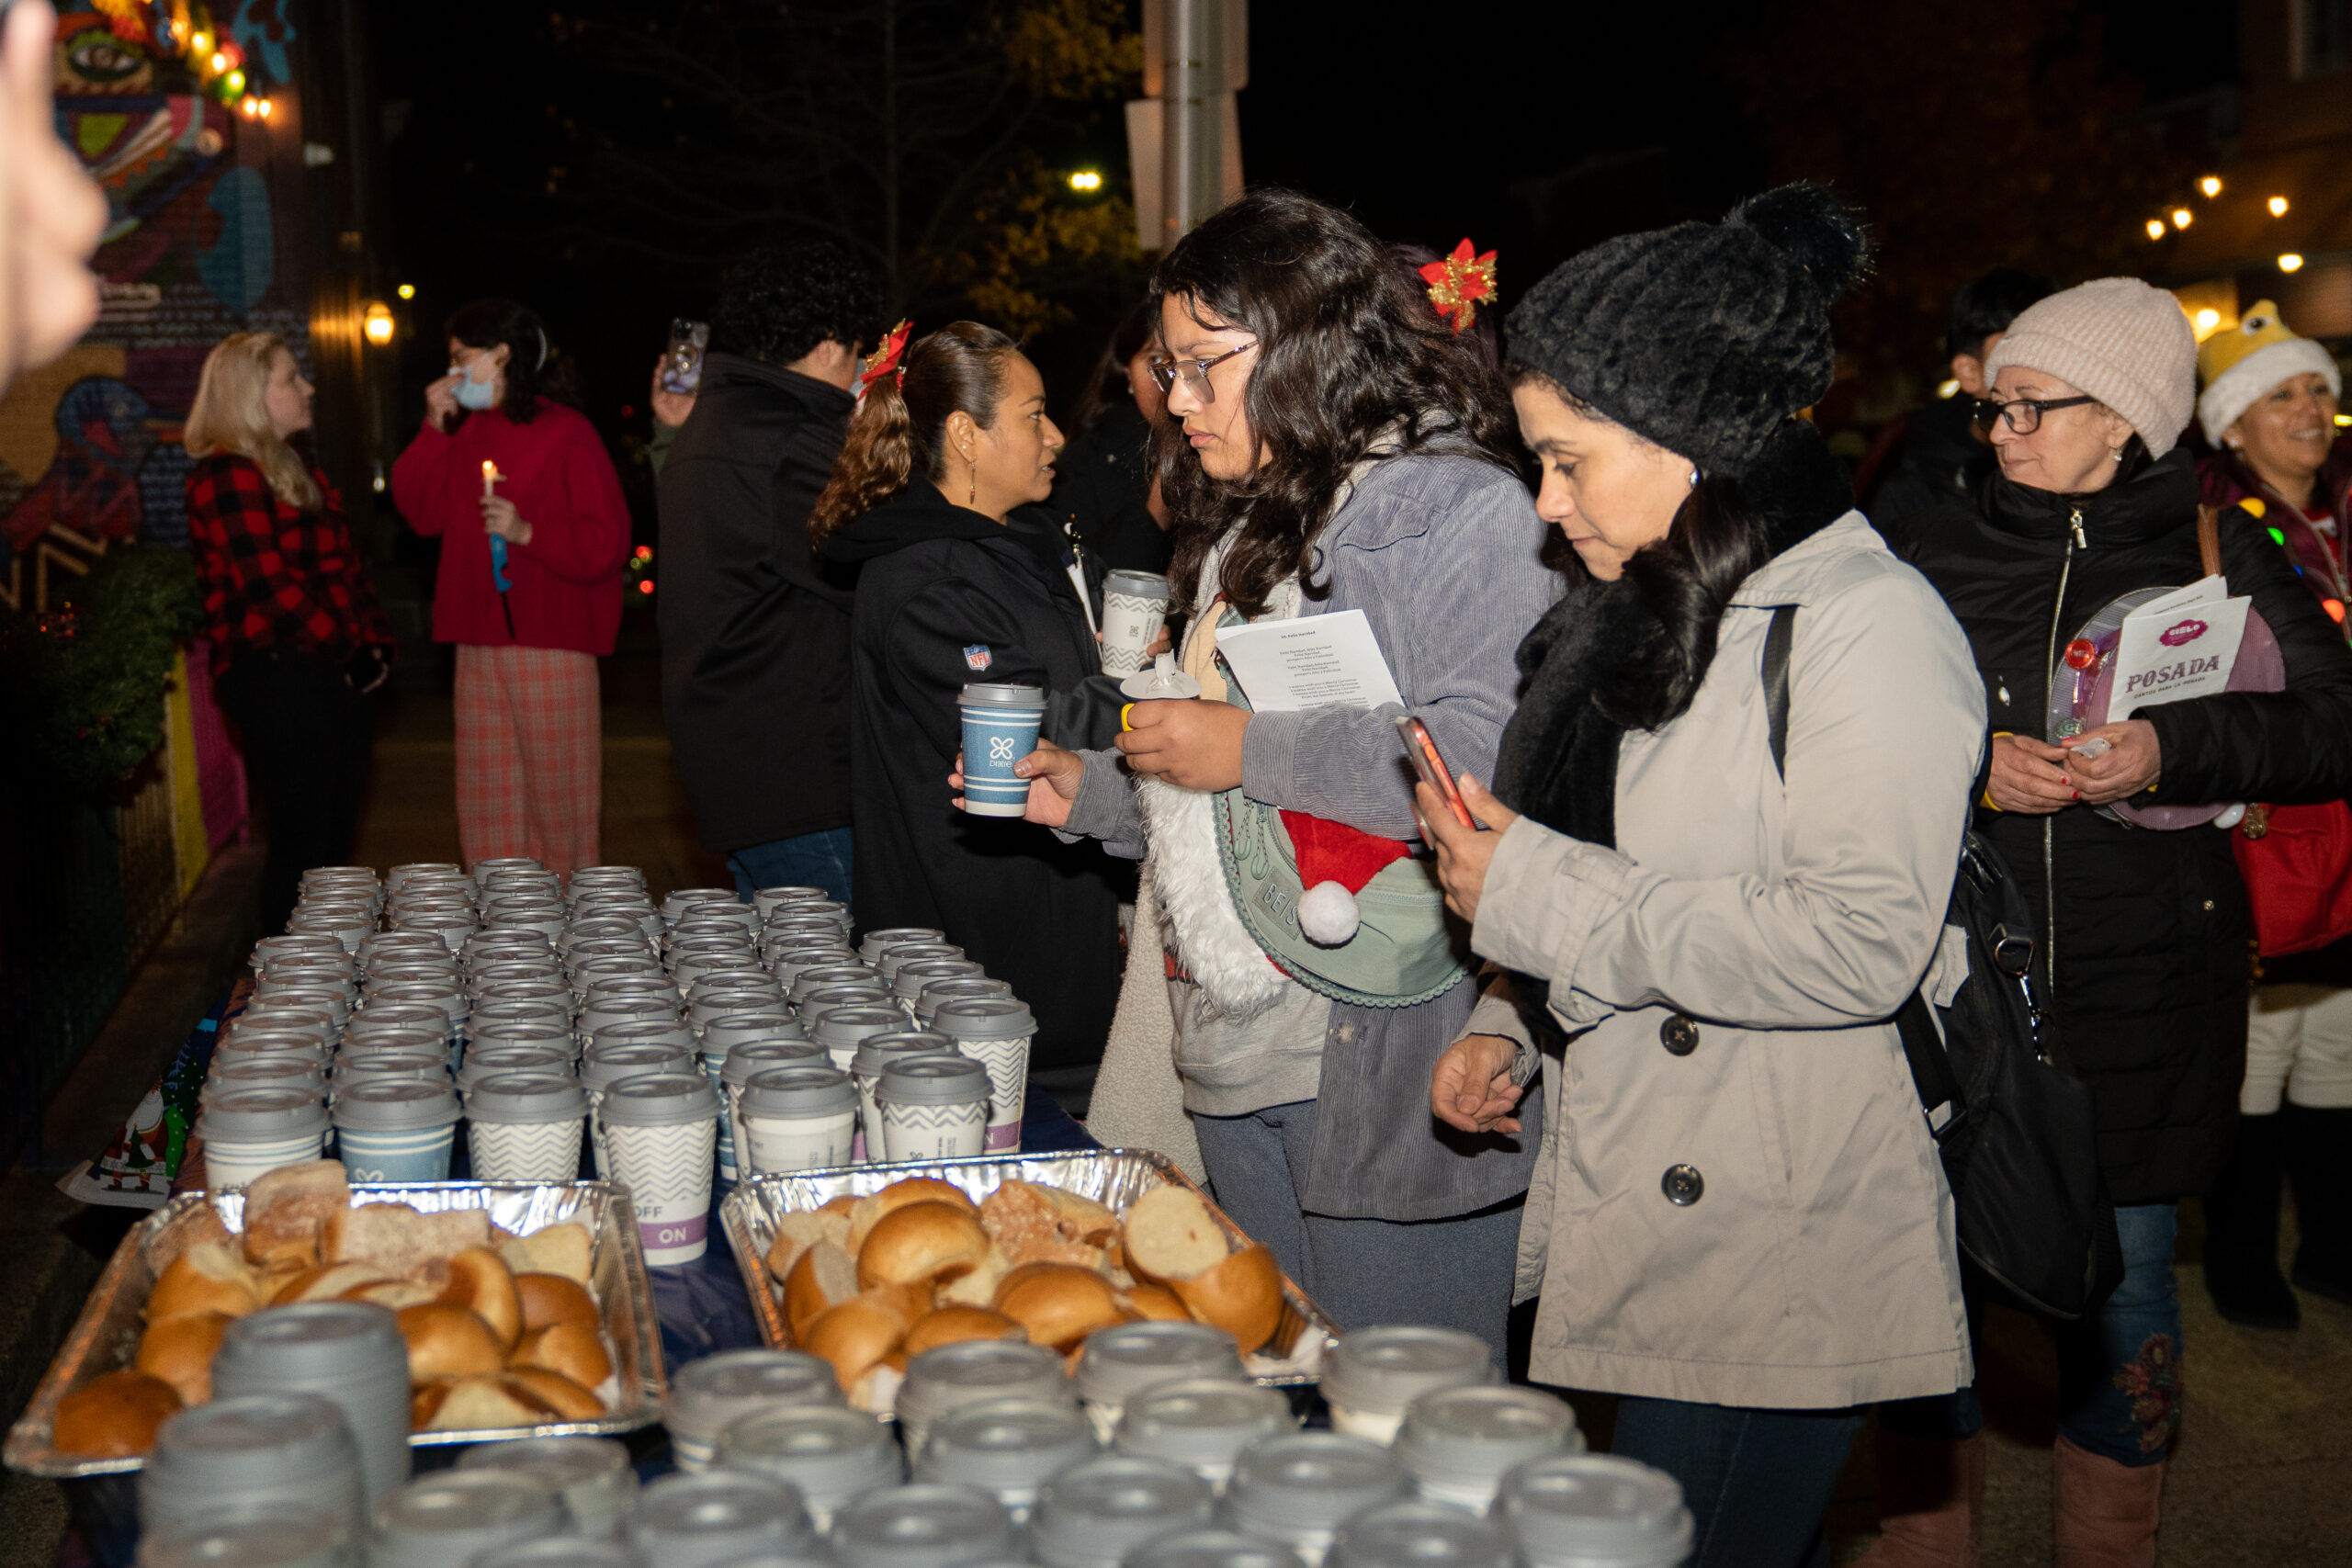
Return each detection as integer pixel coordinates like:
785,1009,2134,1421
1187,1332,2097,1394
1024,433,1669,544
2159,617,2209,647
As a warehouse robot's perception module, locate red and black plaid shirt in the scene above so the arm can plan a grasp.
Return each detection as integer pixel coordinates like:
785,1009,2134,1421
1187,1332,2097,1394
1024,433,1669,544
187,453,393,674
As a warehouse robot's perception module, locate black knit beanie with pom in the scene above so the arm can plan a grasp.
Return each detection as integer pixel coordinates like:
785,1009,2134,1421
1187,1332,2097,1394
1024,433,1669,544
1504,183,1870,480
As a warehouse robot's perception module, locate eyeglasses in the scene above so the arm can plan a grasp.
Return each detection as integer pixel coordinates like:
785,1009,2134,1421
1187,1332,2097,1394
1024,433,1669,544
1148,341,1256,401
1972,394,2098,436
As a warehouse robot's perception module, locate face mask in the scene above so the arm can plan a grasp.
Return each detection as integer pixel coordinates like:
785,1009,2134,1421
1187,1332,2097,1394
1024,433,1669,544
451,362,499,411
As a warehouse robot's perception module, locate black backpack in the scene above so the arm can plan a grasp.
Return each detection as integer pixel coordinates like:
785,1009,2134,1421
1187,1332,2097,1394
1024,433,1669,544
1763,605,2124,1320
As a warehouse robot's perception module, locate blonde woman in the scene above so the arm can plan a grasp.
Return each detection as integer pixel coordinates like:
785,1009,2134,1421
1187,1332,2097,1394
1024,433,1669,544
187,331,392,930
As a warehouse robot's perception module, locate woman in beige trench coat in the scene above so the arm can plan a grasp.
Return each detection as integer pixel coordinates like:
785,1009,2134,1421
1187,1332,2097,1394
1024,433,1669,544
1418,187,1984,1568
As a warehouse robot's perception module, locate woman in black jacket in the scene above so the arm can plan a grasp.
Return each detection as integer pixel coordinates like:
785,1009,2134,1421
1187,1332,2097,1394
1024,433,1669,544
813,321,1126,1109
1874,278,2352,1566
1050,298,1171,577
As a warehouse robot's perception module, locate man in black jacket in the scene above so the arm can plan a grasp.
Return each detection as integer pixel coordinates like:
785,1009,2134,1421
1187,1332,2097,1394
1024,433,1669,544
657,243,879,902
1865,267,2054,528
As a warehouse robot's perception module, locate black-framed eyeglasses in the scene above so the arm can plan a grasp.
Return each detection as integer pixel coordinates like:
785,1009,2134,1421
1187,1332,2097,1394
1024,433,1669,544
1148,341,1256,401
1971,394,2098,436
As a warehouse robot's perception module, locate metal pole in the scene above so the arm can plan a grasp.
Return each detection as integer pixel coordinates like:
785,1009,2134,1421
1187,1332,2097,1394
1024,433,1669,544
1160,0,1223,246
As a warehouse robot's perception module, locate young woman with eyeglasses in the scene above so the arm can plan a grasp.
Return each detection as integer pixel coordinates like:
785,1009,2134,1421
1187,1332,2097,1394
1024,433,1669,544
1001,189,1555,1356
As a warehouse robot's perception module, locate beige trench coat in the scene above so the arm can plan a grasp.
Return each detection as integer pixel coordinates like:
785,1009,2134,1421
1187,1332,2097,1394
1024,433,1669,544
1469,513,1984,1409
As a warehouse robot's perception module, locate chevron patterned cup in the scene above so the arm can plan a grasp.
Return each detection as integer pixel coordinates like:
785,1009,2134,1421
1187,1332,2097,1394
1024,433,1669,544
601,1072,719,1265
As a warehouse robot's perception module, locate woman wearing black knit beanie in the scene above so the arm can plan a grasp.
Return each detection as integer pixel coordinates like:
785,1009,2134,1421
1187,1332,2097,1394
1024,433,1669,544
1413,186,1984,1564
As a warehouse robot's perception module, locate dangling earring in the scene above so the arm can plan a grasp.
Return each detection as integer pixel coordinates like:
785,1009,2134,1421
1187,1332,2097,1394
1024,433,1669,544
2110,447,2125,463
968,455,978,506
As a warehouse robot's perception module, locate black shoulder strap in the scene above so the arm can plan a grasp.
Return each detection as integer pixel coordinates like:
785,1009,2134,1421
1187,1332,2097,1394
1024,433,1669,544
1763,604,1797,779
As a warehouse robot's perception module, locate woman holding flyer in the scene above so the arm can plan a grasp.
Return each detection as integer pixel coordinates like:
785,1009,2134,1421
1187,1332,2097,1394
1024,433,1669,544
1868,278,2352,1564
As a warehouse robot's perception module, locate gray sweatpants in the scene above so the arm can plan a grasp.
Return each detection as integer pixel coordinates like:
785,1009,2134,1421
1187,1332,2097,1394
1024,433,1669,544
1193,1098,1522,1364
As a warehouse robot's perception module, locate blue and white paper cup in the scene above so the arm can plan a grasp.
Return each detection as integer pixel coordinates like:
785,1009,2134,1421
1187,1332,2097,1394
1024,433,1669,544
958,682,1046,818
600,1073,720,1266
330,1080,461,1183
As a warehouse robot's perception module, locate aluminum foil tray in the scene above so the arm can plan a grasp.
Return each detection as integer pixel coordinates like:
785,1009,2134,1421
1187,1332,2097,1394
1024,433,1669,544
719,1148,1337,1384
6,1181,664,1478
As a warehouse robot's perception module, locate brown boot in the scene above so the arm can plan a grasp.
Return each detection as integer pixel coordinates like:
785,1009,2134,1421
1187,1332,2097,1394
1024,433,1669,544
2052,1435,2165,1568
1855,1430,1983,1566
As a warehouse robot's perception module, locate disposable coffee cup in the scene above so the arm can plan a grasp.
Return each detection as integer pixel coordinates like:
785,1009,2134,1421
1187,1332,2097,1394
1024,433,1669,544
832,1482,1014,1568
469,1537,637,1568
330,1080,460,1183
856,926,944,965
1396,1385,1580,1515
466,1073,590,1182
713,1404,901,1532
1030,1454,1215,1568
721,1042,824,1170
1222,1434,1408,1568
1075,1321,1245,1443
370,1471,563,1568
914,1396,1097,1524
211,1303,412,1505
328,1052,447,1102
704,1012,805,1053
1099,570,1172,678
850,1033,958,1162
915,977,1014,1030
1496,1455,1693,1568
204,1057,327,1106
692,987,786,1033
876,1056,991,1162
801,989,897,1045
892,959,984,1015
1127,1529,1310,1568
627,1470,814,1568
1329,1503,1512,1568
786,963,876,1011
134,1501,354,1568
228,1008,336,1052
752,886,827,918
195,1089,329,1190
812,1005,918,1075
737,1066,858,1175
934,998,1037,1153
214,1032,333,1072
586,1016,697,1057
141,1393,364,1540
896,1338,1070,1456
1321,1326,1496,1446
876,942,964,987
457,1436,639,1540
662,1348,842,1472
457,1043,575,1094
599,1072,719,1264
1117,1380,1296,1495
958,682,1047,817
474,857,545,888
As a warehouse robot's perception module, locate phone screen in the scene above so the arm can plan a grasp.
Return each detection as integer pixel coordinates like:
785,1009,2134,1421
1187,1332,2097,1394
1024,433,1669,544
1396,716,1476,829
661,320,709,395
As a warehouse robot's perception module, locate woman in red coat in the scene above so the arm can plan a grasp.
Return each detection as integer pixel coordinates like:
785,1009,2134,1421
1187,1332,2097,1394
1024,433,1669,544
391,298,629,875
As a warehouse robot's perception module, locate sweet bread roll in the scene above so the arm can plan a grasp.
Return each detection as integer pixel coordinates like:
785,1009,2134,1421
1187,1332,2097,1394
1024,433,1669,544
513,1321,611,1389
978,1180,1065,1261
439,1247,523,1351
514,1272,599,1334
1119,1282,1193,1323
765,1210,853,1286
53,1371,181,1456
505,1366,605,1420
1170,1244,1283,1354
819,1194,857,1217
856,1201,990,1290
783,1241,860,1340
345,1280,436,1310
414,1375,558,1431
1124,1186,1229,1284
847,1178,976,1251
801,1291,911,1391
936,1245,1013,1310
1042,1186,1120,1247
395,1303,506,1382
994,1263,1126,1350
901,1305,1024,1358
241,1160,348,1271
148,1244,263,1323
270,1262,392,1306
325,1203,491,1287
136,1312,231,1404
514,1222,593,1285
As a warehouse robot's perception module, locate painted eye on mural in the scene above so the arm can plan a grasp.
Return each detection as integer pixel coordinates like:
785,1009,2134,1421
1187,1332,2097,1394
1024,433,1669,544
65,36,147,85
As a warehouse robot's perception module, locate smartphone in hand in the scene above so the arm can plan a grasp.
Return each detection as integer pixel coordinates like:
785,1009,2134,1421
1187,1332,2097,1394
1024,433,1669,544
1396,716,1476,829
661,319,710,395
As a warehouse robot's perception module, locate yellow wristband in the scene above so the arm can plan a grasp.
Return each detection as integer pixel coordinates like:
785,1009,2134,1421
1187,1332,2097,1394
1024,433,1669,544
1981,732,2012,811
1120,703,1136,732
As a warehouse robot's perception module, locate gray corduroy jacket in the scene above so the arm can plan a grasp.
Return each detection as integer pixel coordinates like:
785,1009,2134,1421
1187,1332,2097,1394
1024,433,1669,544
1062,450,1558,1220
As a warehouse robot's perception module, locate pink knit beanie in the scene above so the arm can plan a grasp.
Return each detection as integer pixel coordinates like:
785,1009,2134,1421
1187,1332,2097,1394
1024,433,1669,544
1983,277,2198,457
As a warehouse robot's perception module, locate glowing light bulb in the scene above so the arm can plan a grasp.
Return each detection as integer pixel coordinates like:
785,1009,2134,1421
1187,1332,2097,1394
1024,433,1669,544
1936,379,1960,400
256,97,273,119
209,51,227,72
1068,170,1102,192
2270,196,2290,217
363,302,394,345
2145,219,2166,241
397,284,415,299
638,580,655,594
2171,208,2193,230
2280,253,2306,273
2194,308,2221,333
2200,175,2222,197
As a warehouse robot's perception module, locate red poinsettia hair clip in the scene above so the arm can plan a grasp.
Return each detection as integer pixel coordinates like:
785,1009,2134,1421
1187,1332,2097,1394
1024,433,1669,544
854,319,914,401
1420,239,1498,333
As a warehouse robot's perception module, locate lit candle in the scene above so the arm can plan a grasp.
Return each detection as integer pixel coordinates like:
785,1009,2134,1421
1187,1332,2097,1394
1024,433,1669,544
481,459,499,499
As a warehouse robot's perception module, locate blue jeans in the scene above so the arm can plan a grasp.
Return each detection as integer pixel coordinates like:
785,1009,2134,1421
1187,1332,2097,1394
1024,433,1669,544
727,828,854,908
1611,1398,1863,1568
1877,1202,2181,1467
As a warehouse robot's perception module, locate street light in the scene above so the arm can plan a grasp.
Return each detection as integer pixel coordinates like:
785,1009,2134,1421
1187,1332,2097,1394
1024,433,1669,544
1069,170,1102,193
2200,175,2222,197
2270,196,2290,217
2279,254,2306,273
363,301,395,345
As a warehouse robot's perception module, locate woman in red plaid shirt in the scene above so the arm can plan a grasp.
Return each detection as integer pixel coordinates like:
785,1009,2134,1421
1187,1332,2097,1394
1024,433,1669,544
185,331,395,931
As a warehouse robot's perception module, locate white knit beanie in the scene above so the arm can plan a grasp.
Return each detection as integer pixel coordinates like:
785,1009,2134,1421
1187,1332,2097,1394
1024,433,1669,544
1983,277,2198,457
2196,301,2342,447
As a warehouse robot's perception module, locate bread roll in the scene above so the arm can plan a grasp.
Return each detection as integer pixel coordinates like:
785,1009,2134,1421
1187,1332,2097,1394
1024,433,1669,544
513,1321,611,1389
505,1366,605,1420
994,1263,1126,1350
765,1210,853,1286
856,1201,990,1290
270,1262,393,1306
136,1311,232,1404
514,1222,593,1285
1119,1282,1193,1323
1170,1244,1283,1354
936,1245,1013,1310
1042,1186,1120,1247
439,1247,523,1351
514,1272,599,1333
53,1371,181,1456
414,1375,558,1432
146,1201,236,1278
395,1303,506,1382
325,1203,491,1286
783,1240,860,1340
801,1292,910,1391
820,1193,857,1217
148,1244,262,1323
241,1160,349,1270
345,1280,436,1310
1124,1186,1229,1283
978,1180,1065,1261
846,1178,976,1251
901,1305,1024,1358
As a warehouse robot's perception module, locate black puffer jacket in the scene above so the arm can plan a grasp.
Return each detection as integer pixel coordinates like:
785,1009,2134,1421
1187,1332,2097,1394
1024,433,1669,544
1881,449,2352,1203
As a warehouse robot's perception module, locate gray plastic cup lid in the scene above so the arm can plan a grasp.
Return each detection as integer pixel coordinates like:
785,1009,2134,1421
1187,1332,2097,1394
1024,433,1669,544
215,1302,406,1384
704,1013,805,1052
466,1072,589,1124
1321,1326,1496,1417
1030,1454,1214,1566
916,979,1013,1025
714,1404,902,1496
916,1396,1097,1493
787,963,875,998
334,1028,447,1060
892,959,983,1000
739,1065,858,1120
1226,1434,1407,1530
857,927,944,962
1329,1503,1512,1568
145,1392,357,1491
136,1501,354,1568
583,1043,695,1090
205,1059,326,1101
348,1002,451,1033
582,999,682,1036
933,998,1039,1043
195,1087,329,1143
665,1349,842,1442
229,1009,335,1043
831,1481,1012,1568
771,951,859,988
799,988,894,1024
1075,1321,1244,1406
372,1471,564,1566
1115,1381,1294,1471
876,943,964,983
330,1078,460,1132
1397,1385,1577,1485
898,1339,1069,1423
469,1538,639,1568
811,1006,915,1049
722,1041,824,1089
588,1017,697,1054
600,1070,721,1126
1498,1456,1692,1568
1102,570,1171,598
331,1051,447,1086
458,1044,577,1092
876,1055,992,1109
628,1469,811,1557
1126,1529,1306,1568
457,1433,634,1489
959,682,1046,710
213,1032,329,1062
850,1033,957,1079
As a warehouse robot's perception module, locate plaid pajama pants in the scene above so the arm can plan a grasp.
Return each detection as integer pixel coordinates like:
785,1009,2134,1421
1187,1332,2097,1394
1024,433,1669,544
454,644,601,876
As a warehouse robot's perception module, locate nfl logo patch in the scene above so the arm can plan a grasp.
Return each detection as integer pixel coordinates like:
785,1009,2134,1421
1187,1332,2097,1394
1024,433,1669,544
964,644,992,671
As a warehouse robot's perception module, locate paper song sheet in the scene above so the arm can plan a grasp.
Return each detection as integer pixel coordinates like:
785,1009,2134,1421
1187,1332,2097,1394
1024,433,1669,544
1216,610,1405,713
2108,575,2251,723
